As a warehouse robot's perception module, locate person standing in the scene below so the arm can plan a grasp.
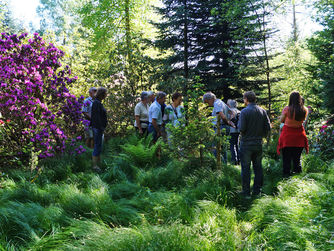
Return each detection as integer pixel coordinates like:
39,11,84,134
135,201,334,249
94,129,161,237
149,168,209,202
82,87,97,148
163,92,184,142
239,91,271,197
91,87,108,172
147,91,155,104
148,92,166,142
203,92,235,162
277,91,309,177
134,91,150,135
227,99,240,165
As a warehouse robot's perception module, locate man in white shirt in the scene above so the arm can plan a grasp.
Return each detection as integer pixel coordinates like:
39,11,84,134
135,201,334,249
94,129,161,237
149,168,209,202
148,91,166,142
203,92,235,162
82,87,97,148
147,91,156,104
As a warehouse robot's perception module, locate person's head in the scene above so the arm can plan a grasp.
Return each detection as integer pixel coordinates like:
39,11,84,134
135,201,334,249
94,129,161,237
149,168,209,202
89,87,97,98
288,91,306,121
172,92,183,107
147,91,155,103
95,87,108,101
140,91,149,104
156,91,166,105
227,99,237,109
203,92,216,106
243,91,256,105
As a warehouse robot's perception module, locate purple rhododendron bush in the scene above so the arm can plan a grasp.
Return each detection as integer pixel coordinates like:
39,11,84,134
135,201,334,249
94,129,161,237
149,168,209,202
0,33,87,164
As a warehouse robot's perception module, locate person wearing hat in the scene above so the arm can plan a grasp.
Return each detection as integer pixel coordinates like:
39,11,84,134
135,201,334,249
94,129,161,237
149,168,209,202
82,87,97,148
134,91,150,135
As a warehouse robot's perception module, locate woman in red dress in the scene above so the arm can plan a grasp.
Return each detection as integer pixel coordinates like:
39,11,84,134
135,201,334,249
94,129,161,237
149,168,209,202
277,91,309,177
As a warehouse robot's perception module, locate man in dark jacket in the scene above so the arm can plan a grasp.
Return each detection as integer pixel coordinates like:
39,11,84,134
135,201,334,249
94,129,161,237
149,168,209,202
91,87,108,172
238,91,271,197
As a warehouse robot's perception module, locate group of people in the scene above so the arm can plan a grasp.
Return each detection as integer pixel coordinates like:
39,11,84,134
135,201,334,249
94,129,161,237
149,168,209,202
134,91,184,143
83,87,310,198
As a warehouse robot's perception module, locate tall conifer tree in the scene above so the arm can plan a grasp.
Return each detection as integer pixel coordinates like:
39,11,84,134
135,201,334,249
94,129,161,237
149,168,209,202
154,0,272,99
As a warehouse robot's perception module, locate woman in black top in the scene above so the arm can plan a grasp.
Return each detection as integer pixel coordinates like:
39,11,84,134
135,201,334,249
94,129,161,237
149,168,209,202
91,87,108,172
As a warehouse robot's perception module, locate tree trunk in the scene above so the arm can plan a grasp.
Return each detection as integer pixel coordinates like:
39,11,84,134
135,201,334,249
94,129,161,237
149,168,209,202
292,0,298,43
183,0,189,94
125,0,131,63
262,4,271,118
216,115,221,169
124,0,136,95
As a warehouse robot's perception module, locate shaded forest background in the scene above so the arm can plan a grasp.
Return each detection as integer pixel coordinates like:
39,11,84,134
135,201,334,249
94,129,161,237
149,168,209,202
1,0,333,133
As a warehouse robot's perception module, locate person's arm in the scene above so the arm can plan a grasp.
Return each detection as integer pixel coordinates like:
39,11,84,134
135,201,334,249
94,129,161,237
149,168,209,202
152,118,161,136
239,110,246,133
263,111,271,137
83,112,90,120
280,107,287,123
303,107,310,128
151,106,161,136
135,115,143,133
218,111,235,128
134,104,143,133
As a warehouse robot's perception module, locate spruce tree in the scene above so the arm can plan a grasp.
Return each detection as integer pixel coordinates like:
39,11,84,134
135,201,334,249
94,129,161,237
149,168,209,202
154,0,273,100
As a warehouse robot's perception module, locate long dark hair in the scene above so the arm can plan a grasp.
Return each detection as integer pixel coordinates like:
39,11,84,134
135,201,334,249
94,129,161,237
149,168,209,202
288,91,306,121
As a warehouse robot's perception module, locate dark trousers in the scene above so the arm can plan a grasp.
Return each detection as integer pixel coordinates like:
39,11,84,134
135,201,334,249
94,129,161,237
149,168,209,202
240,144,263,195
148,123,161,142
229,133,240,164
92,127,104,157
282,147,303,177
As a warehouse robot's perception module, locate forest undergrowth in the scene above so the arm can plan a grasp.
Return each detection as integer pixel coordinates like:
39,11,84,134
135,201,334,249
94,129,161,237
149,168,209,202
0,134,333,250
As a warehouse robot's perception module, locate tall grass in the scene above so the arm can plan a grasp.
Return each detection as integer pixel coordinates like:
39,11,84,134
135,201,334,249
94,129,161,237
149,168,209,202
0,134,333,250
31,201,243,251
247,158,334,250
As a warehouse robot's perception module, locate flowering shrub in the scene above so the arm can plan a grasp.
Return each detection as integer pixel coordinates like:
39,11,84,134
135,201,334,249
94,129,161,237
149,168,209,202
104,73,137,137
0,33,86,163
309,121,334,160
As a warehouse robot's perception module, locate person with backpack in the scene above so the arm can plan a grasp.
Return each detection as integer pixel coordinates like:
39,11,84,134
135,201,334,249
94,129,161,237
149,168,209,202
227,99,240,165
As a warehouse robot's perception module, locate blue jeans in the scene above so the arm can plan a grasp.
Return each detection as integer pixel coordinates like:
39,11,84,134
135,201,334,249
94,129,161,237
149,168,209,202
240,144,263,195
148,123,161,142
92,128,104,157
229,133,240,164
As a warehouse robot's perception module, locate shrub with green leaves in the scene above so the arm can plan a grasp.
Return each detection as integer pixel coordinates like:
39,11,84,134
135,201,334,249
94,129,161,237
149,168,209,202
166,81,215,163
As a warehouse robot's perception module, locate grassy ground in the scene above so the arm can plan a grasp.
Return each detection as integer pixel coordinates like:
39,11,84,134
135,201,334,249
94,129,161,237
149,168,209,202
0,135,333,250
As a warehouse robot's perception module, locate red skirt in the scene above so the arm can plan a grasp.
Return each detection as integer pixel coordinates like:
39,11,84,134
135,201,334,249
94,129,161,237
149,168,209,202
277,125,309,155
